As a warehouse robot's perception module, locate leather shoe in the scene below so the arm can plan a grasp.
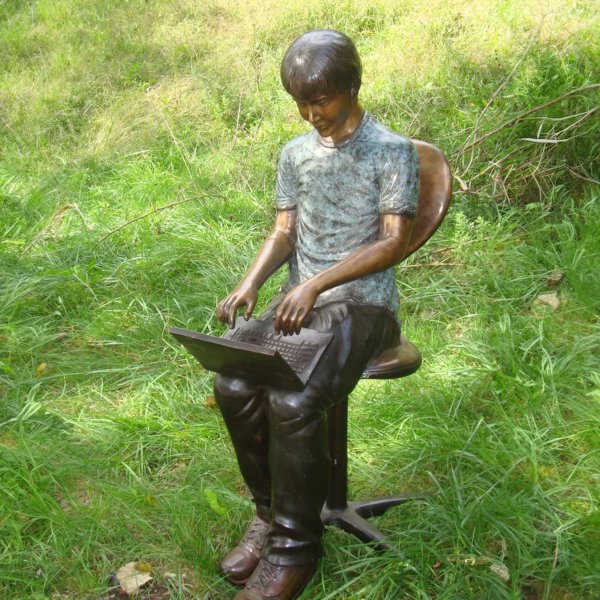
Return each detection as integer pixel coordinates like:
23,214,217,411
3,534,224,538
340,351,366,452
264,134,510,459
233,558,317,600
220,517,270,586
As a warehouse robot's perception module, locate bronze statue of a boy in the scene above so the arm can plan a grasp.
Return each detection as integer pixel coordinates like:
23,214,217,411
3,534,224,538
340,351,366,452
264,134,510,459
214,30,419,600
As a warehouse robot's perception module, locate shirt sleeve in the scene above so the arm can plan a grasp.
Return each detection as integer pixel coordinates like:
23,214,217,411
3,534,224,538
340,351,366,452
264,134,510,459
378,139,419,217
275,144,298,210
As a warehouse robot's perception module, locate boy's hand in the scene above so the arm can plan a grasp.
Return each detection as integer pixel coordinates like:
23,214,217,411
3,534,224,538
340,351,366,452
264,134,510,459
274,281,319,335
217,282,258,328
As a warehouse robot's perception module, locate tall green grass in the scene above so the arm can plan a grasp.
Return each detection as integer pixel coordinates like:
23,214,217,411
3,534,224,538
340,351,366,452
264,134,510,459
1,0,599,598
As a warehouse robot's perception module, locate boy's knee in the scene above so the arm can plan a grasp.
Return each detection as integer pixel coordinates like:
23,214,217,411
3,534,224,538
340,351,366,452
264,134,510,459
266,387,324,425
213,374,259,403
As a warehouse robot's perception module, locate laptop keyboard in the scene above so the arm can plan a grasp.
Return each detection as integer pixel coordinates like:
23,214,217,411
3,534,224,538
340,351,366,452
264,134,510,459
230,328,321,373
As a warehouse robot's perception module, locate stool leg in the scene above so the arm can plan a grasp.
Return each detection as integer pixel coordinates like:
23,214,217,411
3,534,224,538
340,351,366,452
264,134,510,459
326,397,348,511
352,494,425,518
322,396,426,554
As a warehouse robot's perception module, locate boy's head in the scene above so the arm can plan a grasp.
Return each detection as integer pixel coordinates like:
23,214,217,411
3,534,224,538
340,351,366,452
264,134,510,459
280,30,362,101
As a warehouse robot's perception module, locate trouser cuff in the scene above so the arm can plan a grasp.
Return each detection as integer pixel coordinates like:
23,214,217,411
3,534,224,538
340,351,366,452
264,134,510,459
261,547,322,567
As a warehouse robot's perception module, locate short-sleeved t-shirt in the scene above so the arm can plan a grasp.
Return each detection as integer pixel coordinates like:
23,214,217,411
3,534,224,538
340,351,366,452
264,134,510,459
276,111,419,313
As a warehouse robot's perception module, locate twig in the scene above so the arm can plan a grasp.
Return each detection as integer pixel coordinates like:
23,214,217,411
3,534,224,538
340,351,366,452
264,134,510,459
520,136,574,144
455,82,600,157
429,237,495,256
69,203,93,231
96,192,228,244
555,106,599,135
453,174,470,192
401,262,464,269
566,166,600,185
519,108,597,122
472,146,523,181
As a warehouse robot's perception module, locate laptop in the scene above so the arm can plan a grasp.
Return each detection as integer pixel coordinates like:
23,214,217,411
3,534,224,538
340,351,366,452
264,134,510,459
169,318,333,391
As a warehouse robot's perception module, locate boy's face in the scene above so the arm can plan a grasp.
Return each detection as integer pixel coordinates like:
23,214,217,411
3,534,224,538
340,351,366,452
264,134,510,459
294,90,357,143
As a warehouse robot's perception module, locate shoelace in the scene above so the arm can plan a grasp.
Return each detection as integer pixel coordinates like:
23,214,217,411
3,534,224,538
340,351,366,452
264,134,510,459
243,518,269,548
247,560,282,591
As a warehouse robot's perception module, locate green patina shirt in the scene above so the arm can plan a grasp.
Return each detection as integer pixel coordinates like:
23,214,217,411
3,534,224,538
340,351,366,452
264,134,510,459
276,112,419,313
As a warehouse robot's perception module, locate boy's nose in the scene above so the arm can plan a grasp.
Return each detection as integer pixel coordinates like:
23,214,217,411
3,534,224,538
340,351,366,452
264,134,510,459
307,105,321,123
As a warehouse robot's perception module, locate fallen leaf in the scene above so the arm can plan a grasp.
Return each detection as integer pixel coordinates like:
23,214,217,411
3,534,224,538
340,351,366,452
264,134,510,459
490,562,510,582
35,363,47,377
547,271,565,287
145,495,157,507
205,395,217,409
534,292,560,310
454,174,470,192
116,561,152,595
136,562,152,573
203,488,227,517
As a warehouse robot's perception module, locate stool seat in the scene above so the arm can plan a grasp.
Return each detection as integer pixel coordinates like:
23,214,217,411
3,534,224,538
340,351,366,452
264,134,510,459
362,335,422,380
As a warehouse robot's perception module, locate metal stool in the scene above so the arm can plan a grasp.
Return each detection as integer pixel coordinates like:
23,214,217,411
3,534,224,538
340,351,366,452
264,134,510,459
321,139,452,552
321,335,424,552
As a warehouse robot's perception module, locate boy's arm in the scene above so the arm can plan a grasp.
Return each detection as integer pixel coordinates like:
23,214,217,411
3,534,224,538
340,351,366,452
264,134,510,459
217,209,297,327
274,213,414,334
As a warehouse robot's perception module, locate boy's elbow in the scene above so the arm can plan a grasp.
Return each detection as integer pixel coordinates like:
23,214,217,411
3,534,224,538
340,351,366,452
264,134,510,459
374,237,404,269
380,227,411,266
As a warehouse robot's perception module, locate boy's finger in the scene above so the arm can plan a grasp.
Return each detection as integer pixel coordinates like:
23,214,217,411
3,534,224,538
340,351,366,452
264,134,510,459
286,306,302,335
285,309,297,335
227,300,240,328
292,307,305,335
243,299,255,320
275,301,290,333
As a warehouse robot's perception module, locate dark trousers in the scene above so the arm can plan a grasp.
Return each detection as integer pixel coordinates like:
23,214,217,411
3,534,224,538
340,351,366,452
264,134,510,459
214,301,399,566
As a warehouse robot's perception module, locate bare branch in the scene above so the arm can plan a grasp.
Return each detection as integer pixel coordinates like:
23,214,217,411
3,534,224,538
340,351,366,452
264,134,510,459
402,261,464,269
454,82,600,157
566,166,600,185
97,192,229,245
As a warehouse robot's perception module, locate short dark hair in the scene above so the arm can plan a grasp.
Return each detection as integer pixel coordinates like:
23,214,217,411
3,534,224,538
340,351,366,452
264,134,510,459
280,30,362,100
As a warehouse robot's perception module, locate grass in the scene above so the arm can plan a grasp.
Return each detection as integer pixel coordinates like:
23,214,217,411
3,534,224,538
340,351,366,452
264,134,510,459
1,0,599,598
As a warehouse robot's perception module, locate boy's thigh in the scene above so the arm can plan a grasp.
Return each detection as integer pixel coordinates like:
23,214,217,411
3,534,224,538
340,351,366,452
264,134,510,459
308,301,399,401
260,300,399,406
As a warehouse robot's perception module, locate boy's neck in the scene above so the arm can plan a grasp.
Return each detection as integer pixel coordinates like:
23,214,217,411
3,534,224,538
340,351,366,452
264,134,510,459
321,103,365,145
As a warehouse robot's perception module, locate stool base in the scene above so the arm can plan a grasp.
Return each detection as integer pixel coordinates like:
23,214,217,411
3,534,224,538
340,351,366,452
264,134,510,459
321,494,426,554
